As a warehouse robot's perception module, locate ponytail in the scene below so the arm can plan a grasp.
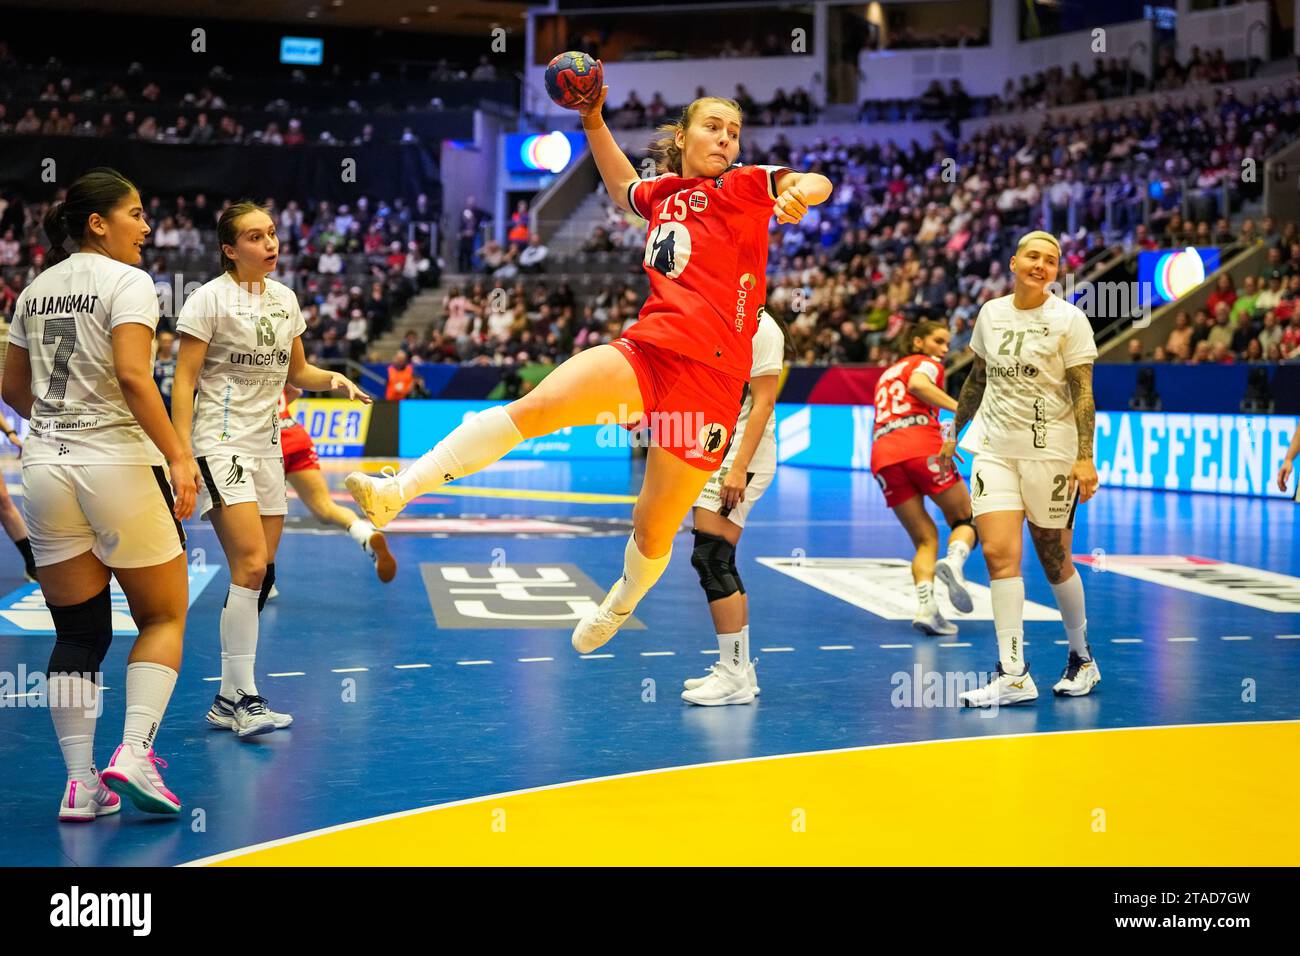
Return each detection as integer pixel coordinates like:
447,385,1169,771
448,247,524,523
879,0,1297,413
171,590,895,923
42,203,71,266
42,167,139,267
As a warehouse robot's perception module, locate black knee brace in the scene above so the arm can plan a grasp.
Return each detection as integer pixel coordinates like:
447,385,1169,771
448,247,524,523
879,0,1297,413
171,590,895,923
691,530,744,604
258,562,276,613
46,585,113,676
948,515,978,545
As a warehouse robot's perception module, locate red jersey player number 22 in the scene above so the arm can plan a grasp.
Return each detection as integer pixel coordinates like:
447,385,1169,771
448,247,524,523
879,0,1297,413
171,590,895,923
624,163,792,382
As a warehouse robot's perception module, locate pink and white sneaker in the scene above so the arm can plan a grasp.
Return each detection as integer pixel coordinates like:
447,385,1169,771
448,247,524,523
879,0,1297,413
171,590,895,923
101,744,181,814
57,771,121,823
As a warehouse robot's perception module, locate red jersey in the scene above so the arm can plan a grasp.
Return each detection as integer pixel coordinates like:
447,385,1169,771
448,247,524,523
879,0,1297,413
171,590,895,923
870,353,946,471
278,389,302,427
626,163,792,380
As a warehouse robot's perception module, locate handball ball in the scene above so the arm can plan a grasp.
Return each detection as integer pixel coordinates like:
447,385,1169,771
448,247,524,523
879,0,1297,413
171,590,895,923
545,51,603,110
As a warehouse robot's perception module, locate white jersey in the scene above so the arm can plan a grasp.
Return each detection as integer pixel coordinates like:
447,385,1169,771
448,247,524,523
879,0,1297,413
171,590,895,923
177,273,306,458
723,309,784,475
7,253,164,467
959,293,1097,462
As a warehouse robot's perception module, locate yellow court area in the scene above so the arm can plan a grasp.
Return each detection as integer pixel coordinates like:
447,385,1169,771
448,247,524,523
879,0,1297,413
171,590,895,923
207,720,1300,867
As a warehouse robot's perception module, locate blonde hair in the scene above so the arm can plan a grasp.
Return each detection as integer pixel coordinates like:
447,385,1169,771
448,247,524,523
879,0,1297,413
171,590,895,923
649,97,744,176
1015,230,1061,257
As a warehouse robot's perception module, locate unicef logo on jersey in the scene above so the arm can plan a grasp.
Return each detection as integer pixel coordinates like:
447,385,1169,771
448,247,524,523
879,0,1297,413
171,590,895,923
644,222,691,279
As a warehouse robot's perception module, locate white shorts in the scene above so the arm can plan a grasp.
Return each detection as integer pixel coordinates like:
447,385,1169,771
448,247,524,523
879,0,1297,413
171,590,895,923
969,454,1080,529
693,466,774,529
197,454,287,519
22,463,186,569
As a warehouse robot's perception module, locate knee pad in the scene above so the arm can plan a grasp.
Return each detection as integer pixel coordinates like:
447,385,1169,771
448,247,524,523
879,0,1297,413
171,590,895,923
690,531,744,604
948,515,977,544
47,585,113,676
258,562,276,613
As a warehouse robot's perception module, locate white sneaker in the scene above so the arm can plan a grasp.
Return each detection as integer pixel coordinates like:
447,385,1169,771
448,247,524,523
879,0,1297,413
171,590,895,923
912,604,958,636
934,558,973,614
266,584,280,601
1052,648,1101,697
209,692,292,732
345,467,405,530
232,690,288,737
684,659,760,696
571,586,630,654
959,662,1039,708
101,744,181,814
681,662,755,706
57,771,121,823
364,530,397,583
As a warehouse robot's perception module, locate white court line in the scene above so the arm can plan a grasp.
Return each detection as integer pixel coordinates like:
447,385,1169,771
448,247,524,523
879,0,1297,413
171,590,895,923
1,691,39,700
1221,635,1252,642
267,672,306,677
202,677,221,682
640,651,675,657
1167,637,1198,643
518,657,553,663
819,645,854,651
394,663,432,669
938,642,971,648
761,647,795,653
700,649,720,655
332,667,369,673
1111,639,1142,644
879,643,912,649
1277,634,1300,640
456,660,493,666
1054,640,1069,645
580,654,614,659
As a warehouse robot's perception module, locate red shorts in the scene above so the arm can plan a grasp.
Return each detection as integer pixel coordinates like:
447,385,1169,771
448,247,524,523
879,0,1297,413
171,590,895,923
873,453,959,508
611,337,745,472
280,423,320,474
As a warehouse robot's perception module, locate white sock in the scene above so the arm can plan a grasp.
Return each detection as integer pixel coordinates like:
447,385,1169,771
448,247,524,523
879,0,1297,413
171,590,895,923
990,576,1026,675
947,539,971,568
607,535,671,615
397,405,523,501
1050,570,1089,657
122,662,177,752
348,519,374,549
49,674,99,786
220,583,262,699
916,579,935,610
718,629,744,670
740,623,750,666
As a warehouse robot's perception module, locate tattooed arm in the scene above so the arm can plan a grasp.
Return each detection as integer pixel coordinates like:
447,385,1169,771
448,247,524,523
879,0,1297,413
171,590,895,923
938,357,986,470
1066,362,1098,502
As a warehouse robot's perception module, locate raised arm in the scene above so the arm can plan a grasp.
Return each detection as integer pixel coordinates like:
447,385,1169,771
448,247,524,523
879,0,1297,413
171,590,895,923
576,81,641,214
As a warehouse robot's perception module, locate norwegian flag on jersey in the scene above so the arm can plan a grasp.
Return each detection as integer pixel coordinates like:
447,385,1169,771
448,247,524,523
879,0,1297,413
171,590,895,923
870,353,946,471
625,163,792,381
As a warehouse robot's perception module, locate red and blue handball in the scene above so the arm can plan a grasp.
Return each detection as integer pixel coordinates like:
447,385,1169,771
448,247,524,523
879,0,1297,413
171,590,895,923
545,51,603,110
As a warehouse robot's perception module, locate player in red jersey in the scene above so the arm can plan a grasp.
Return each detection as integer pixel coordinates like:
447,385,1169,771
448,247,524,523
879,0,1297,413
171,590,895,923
276,386,395,588
871,319,978,636
347,74,831,654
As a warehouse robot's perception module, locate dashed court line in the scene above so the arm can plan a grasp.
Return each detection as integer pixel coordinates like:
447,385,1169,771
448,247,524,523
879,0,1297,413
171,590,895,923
518,657,554,663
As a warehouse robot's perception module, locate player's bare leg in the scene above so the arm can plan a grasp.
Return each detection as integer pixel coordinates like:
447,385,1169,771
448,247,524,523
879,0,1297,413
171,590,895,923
681,507,759,704
290,469,395,582
931,481,977,613
347,343,643,527
892,495,956,636
572,446,712,654
959,510,1038,707
0,478,37,581
1028,522,1099,697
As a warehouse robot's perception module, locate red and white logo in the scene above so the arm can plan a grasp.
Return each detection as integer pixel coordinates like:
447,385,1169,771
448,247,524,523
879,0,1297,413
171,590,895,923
688,190,709,212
